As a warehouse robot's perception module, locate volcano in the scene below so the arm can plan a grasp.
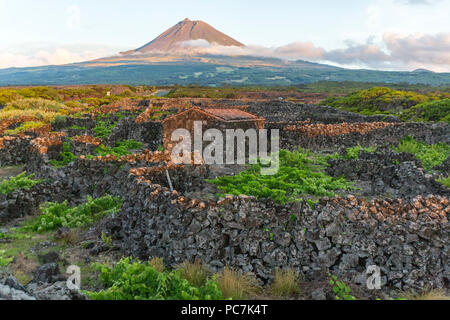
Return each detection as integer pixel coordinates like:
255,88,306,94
129,18,245,53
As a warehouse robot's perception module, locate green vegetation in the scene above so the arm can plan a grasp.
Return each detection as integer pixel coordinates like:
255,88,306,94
68,125,88,131
24,195,122,233
0,87,61,105
49,140,77,168
87,140,143,159
437,176,450,188
0,85,144,106
4,121,47,135
0,249,13,267
344,145,377,160
329,275,356,300
93,120,116,139
394,137,450,172
0,98,70,123
322,87,449,122
401,99,450,123
323,87,432,114
84,257,223,300
0,172,43,195
208,149,353,204
297,81,450,94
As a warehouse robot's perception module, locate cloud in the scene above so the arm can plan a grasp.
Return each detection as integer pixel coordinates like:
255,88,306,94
2,33,449,72
179,39,211,48
0,44,126,69
178,32,450,72
383,32,450,70
177,40,325,61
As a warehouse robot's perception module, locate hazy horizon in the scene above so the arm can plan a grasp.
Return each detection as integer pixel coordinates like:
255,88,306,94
1,0,449,72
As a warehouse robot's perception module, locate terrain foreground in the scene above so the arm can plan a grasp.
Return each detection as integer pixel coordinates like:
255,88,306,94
0,85,449,301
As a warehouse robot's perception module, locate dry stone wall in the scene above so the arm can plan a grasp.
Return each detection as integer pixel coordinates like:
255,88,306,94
280,122,449,151
103,174,448,294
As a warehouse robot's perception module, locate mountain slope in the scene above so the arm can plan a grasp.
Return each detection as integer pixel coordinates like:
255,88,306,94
132,18,244,53
1,55,449,86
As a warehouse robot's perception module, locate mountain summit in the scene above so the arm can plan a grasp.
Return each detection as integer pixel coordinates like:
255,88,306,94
131,18,245,53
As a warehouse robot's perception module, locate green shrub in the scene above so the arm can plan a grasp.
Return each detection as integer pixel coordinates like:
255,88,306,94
0,172,43,195
329,275,356,300
401,99,450,123
323,87,431,115
395,137,450,172
25,195,122,232
208,149,353,204
68,125,88,130
84,257,223,300
5,121,47,135
93,120,116,139
0,250,13,267
52,115,68,126
344,145,377,160
437,176,450,188
49,141,77,168
88,140,143,158
322,87,450,122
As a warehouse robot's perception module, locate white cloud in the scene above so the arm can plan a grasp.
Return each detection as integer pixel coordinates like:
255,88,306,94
0,44,126,69
177,32,450,72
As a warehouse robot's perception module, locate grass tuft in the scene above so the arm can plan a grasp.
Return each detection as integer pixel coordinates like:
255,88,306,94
399,289,450,300
269,268,301,298
149,257,165,273
216,267,261,300
178,260,210,288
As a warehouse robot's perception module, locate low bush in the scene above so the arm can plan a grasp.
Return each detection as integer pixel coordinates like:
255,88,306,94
394,136,450,172
0,250,13,267
0,172,43,195
208,149,354,204
323,87,431,115
5,121,47,135
437,176,450,188
323,87,449,122
401,99,450,123
84,257,223,300
49,141,77,168
24,195,123,233
87,140,143,158
344,145,377,160
93,120,116,139
329,275,356,300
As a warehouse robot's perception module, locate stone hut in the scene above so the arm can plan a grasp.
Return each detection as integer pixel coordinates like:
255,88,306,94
162,107,265,150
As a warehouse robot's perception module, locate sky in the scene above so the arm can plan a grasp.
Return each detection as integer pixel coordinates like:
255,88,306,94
0,0,449,71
